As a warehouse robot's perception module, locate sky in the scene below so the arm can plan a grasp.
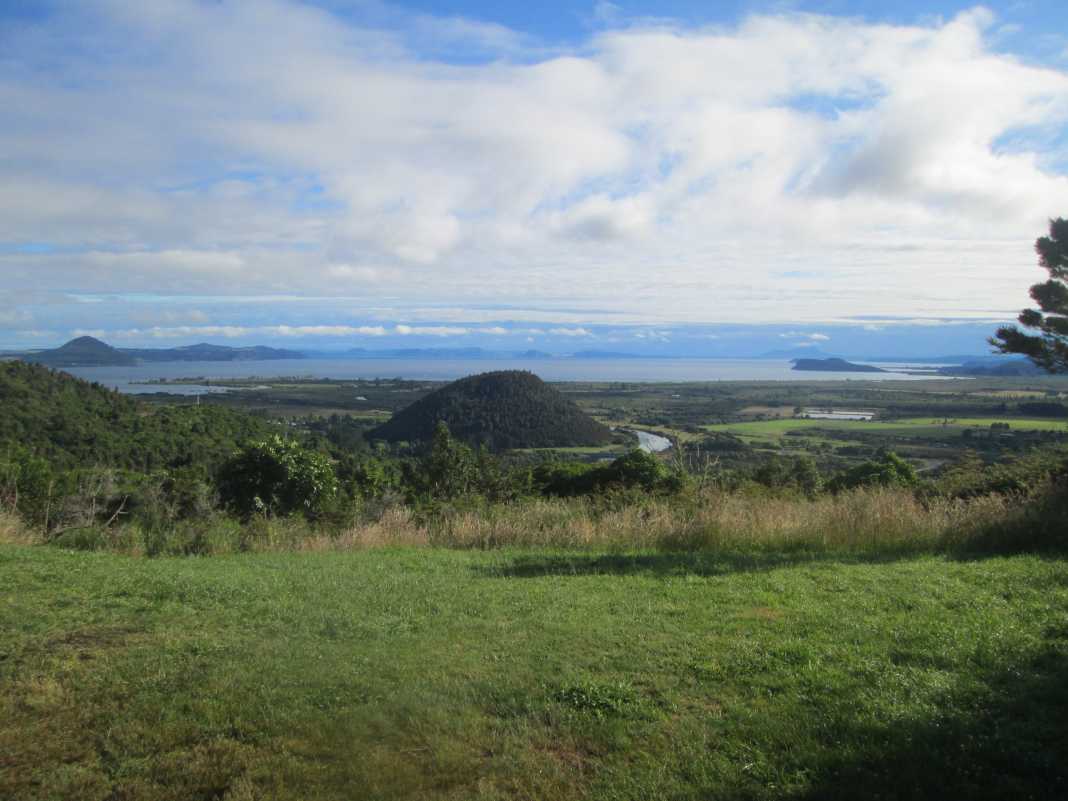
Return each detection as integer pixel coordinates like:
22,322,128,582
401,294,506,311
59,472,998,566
2,0,1068,356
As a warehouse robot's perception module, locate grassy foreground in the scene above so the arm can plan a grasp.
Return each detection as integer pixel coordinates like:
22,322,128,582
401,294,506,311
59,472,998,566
3,544,1067,800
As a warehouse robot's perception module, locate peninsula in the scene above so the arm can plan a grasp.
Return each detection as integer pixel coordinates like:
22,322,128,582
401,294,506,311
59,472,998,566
792,357,887,373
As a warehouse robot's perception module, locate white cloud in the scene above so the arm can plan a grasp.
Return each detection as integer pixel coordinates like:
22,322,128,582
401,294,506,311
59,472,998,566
1,2,1067,334
275,325,388,337
72,325,391,339
394,324,470,336
549,327,593,337
0,309,33,327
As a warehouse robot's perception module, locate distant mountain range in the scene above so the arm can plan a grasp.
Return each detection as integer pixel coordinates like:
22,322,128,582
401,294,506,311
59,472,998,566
9,337,1050,374
307,347,643,360
123,342,303,362
936,357,1047,377
17,337,303,367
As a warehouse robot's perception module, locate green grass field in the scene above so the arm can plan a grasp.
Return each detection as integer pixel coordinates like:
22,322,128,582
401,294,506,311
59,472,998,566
3,544,1067,800
704,416,1068,443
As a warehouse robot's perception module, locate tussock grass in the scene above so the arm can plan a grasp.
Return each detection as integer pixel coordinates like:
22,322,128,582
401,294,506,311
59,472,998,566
0,509,37,545
8,483,1064,557
292,485,1064,556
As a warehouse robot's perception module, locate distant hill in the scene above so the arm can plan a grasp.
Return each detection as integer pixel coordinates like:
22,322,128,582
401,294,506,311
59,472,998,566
369,370,613,450
24,336,137,367
792,358,886,373
17,337,303,366
122,343,303,362
0,361,269,469
309,347,558,360
861,354,990,364
938,358,1047,377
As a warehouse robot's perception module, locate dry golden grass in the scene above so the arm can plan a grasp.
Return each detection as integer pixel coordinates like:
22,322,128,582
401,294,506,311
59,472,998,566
0,508,37,545
4,486,1050,557
315,487,1020,553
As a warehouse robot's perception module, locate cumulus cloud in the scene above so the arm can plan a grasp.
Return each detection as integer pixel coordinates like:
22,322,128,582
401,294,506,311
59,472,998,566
2,1,1067,339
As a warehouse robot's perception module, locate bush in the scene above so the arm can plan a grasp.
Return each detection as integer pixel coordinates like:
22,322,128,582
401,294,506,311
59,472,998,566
534,449,674,497
752,455,823,496
216,436,338,519
603,449,669,490
827,451,917,493
0,449,59,528
932,446,1068,499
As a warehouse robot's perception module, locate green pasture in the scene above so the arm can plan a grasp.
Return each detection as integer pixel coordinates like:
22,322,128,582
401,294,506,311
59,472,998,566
704,416,1068,443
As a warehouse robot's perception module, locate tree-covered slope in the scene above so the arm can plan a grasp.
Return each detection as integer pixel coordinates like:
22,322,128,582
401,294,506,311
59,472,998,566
0,361,270,471
369,370,612,450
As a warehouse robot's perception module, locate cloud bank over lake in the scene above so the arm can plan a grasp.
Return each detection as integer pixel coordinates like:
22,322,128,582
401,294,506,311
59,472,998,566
2,1,1067,347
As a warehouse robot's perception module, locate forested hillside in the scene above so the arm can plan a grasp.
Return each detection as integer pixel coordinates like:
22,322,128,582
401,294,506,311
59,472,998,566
0,361,270,471
370,370,613,450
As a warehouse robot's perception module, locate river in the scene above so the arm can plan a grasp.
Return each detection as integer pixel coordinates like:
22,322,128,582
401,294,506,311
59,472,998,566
632,430,673,453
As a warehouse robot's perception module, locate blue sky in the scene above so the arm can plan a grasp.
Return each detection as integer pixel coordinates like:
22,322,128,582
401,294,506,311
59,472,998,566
2,0,1067,355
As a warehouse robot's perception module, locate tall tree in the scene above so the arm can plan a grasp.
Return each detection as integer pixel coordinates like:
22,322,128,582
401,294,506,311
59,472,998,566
991,218,1068,373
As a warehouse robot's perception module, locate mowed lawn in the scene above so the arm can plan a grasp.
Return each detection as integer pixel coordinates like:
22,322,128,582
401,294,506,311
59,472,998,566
2,545,1067,800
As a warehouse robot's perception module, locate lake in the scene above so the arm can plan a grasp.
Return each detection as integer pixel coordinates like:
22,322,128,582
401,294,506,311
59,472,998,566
65,358,957,394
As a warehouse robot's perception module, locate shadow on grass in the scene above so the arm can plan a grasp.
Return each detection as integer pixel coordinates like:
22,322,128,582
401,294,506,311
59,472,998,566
481,545,1068,580
480,490,1068,580
476,549,927,579
795,643,1068,800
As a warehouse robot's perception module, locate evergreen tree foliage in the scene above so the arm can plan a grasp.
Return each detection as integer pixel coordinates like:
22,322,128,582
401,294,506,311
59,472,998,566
420,421,479,499
992,217,1068,372
369,371,612,451
0,361,270,471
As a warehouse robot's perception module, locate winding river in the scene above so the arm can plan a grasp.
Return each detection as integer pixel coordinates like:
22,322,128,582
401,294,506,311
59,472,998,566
632,430,673,453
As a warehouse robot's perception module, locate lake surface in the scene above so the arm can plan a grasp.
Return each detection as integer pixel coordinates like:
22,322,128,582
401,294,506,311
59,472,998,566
66,358,957,394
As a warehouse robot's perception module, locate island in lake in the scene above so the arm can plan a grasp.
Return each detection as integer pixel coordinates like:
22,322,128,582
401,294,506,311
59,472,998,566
792,358,887,373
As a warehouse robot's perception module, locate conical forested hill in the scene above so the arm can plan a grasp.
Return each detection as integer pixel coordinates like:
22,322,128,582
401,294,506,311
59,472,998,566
369,370,612,450
25,335,137,367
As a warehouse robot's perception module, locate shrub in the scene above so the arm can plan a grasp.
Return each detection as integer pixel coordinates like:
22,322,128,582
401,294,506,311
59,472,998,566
603,449,669,490
827,451,917,493
0,450,58,528
535,450,674,497
752,454,823,496
216,436,338,519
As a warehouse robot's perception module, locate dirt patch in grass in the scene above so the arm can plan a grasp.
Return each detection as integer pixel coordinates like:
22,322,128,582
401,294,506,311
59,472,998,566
45,624,143,653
